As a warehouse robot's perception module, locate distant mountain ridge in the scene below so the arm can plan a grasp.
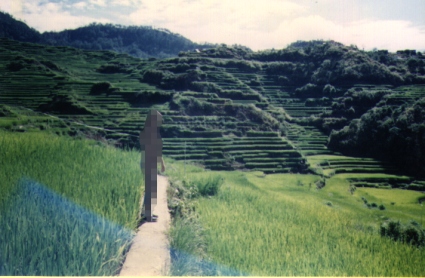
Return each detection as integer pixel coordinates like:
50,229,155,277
0,11,214,58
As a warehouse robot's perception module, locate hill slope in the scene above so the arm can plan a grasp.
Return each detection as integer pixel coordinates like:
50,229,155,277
0,11,212,58
0,11,40,42
1,38,425,180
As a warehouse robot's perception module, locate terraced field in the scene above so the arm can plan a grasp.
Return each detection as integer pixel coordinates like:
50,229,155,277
0,39,300,174
163,133,305,174
1,38,425,185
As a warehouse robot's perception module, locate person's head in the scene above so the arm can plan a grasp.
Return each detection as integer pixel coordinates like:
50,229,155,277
144,109,162,133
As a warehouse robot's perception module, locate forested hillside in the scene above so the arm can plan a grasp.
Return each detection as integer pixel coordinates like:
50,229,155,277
0,11,40,42
0,37,425,179
0,11,212,58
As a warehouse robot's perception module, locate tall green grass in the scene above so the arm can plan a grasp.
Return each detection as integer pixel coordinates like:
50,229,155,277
0,131,142,275
165,159,231,276
194,171,425,276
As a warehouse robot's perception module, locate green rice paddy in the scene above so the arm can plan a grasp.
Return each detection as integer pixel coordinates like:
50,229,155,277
0,131,142,275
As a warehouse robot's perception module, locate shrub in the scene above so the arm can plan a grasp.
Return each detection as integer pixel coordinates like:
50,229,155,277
90,82,112,95
295,83,321,97
315,178,326,189
379,204,386,210
403,225,423,246
380,219,425,247
323,84,336,96
97,64,130,74
189,82,222,93
380,220,402,240
127,90,173,104
193,175,223,197
7,61,25,71
142,69,166,85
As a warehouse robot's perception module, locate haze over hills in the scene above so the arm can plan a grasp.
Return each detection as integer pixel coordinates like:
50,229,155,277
0,11,214,58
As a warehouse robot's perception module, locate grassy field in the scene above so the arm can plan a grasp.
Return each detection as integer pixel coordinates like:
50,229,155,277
166,159,425,276
0,131,142,275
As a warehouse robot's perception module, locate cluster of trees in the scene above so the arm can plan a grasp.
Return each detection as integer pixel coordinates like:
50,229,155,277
243,40,424,88
169,94,280,133
297,85,425,176
212,59,261,73
124,91,174,106
142,68,207,90
38,94,93,115
328,97,425,176
0,12,40,42
300,88,391,132
180,44,251,59
96,63,132,74
6,55,63,74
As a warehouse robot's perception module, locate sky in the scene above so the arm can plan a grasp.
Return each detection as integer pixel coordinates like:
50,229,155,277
1,0,425,52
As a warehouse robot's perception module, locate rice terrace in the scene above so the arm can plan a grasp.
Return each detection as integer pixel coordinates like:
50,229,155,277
1,11,425,276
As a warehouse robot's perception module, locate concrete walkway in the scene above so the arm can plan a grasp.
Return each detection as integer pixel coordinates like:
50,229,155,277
119,175,171,276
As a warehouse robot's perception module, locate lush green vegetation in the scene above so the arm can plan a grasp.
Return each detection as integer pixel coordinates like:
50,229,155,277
0,38,301,174
2,36,425,176
380,219,425,247
2,26,425,276
166,161,425,276
0,131,142,275
328,94,425,176
164,158,231,276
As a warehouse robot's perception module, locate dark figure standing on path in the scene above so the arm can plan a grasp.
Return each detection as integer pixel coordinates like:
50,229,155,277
139,110,166,222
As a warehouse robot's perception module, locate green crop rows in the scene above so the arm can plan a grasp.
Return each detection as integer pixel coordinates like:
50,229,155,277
2,38,425,183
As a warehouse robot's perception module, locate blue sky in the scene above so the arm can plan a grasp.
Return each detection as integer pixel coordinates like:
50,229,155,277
1,0,424,52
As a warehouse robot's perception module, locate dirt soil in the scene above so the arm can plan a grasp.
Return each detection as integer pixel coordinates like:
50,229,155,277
119,174,171,276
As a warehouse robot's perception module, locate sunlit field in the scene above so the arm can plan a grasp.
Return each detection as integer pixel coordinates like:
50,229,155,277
166,159,425,276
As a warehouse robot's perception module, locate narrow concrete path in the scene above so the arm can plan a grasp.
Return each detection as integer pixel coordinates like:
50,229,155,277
119,175,171,276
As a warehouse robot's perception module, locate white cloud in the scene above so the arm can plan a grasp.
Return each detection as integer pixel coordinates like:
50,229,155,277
110,0,141,7
341,20,425,52
250,16,425,52
129,0,425,52
90,0,107,7
73,2,88,10
269,16,425,52
128,0,307,46
19,1,110,32
0,1,24,18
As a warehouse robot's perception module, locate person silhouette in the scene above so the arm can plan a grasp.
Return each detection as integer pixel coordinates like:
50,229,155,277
139,110,165,222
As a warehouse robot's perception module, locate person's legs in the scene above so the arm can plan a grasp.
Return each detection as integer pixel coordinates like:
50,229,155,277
140,153,146,216
144,169,152,221
151,166,158,206
144,154,160,222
